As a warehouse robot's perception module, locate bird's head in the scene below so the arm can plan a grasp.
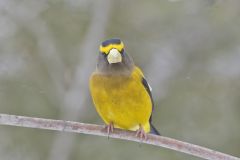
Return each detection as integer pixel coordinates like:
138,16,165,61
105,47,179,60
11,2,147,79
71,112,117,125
97,38,134,75
99,38,124,64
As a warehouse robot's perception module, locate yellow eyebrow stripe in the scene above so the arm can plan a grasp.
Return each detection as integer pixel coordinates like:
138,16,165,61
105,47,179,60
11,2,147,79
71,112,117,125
100,42,124,54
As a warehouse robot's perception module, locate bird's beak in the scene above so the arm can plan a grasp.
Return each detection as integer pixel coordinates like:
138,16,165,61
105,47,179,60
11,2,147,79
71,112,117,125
107,48,122,64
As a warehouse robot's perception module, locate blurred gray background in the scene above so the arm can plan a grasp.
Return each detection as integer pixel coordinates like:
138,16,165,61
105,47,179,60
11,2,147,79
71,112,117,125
0,0,240,160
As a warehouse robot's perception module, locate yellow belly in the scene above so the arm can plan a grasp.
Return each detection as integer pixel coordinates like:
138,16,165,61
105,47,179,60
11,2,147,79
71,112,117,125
89,68,152,132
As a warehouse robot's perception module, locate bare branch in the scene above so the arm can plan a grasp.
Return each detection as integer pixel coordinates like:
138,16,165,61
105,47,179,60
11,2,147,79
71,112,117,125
0,113,239,160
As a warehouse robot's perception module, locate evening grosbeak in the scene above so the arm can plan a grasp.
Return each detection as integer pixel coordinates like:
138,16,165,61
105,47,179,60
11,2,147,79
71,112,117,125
89,38,160,138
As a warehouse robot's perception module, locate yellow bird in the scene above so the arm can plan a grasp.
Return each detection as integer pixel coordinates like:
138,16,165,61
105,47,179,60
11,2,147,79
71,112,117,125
89,38,160,138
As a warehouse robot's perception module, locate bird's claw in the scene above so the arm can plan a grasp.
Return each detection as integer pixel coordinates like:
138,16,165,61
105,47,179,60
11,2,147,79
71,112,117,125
136,125,147,141
105,122,114,139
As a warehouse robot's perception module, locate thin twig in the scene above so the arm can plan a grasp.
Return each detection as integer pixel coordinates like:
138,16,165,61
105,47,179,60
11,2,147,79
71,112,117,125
0,113,239,160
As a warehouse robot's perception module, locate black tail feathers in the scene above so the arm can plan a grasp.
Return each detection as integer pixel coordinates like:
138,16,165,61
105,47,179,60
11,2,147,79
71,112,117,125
150,123,160,135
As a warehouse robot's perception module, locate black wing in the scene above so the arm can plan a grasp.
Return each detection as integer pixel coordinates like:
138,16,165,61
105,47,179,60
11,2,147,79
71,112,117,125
142,77,160,135
141,77,154,122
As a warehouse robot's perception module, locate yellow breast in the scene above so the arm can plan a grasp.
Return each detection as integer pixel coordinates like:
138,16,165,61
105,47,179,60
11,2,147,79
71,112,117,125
89,67,152,132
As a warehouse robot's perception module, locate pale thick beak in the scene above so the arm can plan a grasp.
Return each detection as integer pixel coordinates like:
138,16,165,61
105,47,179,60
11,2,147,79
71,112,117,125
107,49,122,64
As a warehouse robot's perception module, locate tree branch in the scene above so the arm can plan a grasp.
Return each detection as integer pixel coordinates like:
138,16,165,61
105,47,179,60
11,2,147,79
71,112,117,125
0,113,239,160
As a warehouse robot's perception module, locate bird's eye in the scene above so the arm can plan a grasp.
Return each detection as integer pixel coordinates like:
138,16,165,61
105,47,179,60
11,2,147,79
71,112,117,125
101,52,108,57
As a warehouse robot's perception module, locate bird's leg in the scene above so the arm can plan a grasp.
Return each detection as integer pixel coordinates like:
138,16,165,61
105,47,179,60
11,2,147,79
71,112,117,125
105,122,114,138
135,124,147,140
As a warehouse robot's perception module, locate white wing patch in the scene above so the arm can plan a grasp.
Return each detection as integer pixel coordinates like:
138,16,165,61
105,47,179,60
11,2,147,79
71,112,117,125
148,82,152,92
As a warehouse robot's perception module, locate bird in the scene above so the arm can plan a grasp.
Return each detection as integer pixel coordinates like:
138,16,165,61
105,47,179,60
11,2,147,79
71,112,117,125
89,38,160,139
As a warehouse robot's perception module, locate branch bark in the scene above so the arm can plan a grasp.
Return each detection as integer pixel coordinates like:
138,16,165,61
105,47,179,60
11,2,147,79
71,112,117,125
0,113,239,160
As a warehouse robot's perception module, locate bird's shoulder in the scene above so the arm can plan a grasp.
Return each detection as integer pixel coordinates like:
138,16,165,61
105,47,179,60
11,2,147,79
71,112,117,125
130,66,144,80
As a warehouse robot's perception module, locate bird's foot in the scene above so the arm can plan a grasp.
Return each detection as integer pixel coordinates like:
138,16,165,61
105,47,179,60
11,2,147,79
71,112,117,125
135,125,147,140
105,122,114,138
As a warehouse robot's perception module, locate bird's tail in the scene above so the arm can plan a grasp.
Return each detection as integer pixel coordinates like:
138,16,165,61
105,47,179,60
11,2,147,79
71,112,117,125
150,123,160,135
